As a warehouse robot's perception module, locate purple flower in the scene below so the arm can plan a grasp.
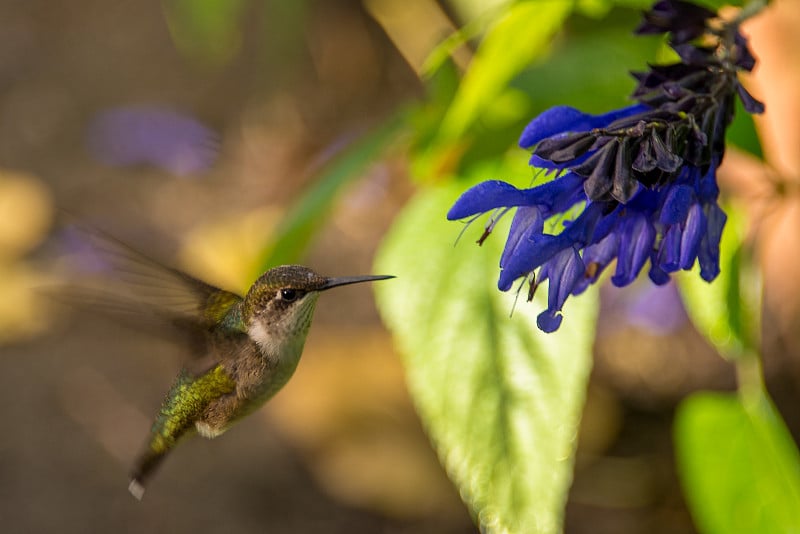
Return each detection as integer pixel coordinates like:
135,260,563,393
447,0,762,332
86,106,219,176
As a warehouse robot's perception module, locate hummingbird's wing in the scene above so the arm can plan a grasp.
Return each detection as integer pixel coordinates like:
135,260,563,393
52,224,247,364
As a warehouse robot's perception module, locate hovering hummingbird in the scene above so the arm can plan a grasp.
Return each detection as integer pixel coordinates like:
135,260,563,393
59,227,393,500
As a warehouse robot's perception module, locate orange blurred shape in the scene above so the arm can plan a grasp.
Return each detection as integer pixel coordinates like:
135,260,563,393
265,326,467,521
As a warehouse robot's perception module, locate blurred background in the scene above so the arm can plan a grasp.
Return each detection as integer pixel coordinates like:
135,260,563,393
1,0,798,532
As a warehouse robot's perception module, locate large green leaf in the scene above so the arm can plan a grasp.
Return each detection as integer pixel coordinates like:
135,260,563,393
374,179,598,533
678,203,760,360
675,391,800,533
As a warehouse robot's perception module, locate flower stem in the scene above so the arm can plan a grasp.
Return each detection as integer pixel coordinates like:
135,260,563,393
734,0,769,26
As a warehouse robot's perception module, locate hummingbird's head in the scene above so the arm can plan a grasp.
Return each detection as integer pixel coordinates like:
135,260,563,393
243,265,393,354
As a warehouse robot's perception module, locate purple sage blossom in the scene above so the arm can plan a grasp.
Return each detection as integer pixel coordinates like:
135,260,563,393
86,106,219,176
448,0,763,332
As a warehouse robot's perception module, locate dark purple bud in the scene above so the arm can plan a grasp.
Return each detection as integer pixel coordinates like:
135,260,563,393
576,141,617,201
612,138,639,203
649,129,683,172
635,0,715,44
633,136,657,173
671,44,717,66
534,132,597,163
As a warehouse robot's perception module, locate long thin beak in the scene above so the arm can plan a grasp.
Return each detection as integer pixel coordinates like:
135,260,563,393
321,274,395,291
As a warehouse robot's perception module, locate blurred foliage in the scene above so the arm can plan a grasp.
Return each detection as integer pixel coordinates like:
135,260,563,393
437,1,572,142
679,203,761,360
675,391,800,533
162,0,249,66
255,113,407,273
373,163,598,533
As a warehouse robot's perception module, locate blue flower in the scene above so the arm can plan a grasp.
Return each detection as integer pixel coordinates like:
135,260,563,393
448,146,725,332
447,0,762,332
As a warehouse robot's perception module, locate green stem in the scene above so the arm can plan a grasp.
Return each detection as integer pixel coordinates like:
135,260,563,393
735,349,765,408
734,0,769,26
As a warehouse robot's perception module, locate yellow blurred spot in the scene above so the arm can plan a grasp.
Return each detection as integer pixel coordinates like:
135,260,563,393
179,207,282,292
0,170,53,343
0,170,52,258
0,264,50,342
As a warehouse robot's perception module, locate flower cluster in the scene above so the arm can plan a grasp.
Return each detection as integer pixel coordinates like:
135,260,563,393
448,0,764,332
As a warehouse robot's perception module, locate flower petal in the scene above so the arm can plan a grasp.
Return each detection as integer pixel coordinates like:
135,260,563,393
500,206,544,267
659,184,695,224
698,202,726,281
679,202,707,269
537,246,584,332
447,181,528,220
612,213,656,287
657,224,682,272
572,232,619,295
537,310,563,333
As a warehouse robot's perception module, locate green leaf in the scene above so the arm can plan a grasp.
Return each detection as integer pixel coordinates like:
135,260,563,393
438,0,573,141
675,391,800,534
256,113,405,272
678,203,760,359
374,176,598,533
162,0,247,65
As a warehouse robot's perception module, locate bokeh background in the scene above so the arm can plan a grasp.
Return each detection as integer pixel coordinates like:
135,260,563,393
1,0,799,532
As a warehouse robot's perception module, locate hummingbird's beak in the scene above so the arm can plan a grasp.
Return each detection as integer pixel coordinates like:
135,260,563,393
320,274,395,291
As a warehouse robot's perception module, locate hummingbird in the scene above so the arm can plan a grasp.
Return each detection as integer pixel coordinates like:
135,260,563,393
57,226,393,500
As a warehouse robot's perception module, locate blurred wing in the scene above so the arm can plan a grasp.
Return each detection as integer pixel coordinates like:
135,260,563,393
52,223,246,357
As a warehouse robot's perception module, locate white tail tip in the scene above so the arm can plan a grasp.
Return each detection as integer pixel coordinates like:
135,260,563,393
128,479,145,501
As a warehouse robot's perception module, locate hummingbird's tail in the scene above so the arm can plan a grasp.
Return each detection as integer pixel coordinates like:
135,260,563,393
128,445,171,500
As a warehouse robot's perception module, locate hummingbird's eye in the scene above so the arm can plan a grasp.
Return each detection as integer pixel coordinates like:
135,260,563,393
279,288,300,302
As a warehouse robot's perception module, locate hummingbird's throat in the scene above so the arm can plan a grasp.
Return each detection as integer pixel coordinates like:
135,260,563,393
247,296,319,361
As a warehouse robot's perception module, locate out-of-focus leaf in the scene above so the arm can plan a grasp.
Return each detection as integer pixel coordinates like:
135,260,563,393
374,172,598,533
438,0,572,141
257,113,406,271
162,0,247,65
678,203,760,359
514,21,659,114
420,20,482,78
675,391,800,534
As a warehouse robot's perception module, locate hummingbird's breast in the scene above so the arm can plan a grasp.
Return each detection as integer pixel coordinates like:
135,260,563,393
195,310,314,437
